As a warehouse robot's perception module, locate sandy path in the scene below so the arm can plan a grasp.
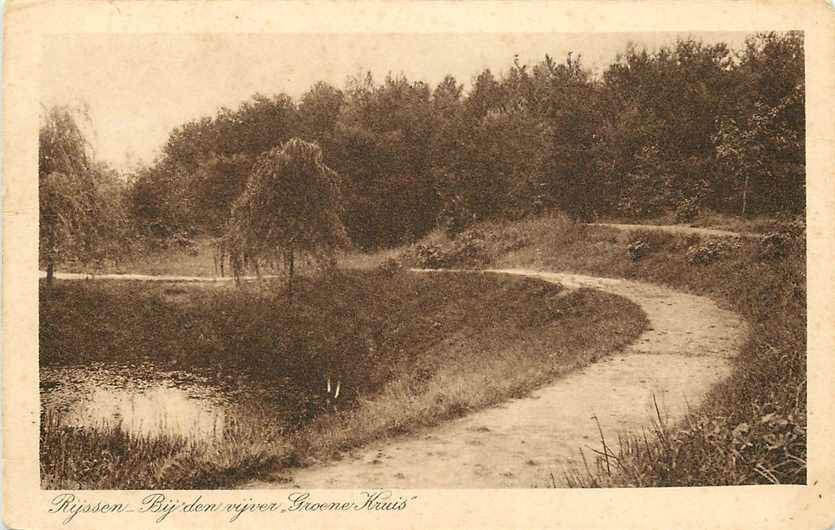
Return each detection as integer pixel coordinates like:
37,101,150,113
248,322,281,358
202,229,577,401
588,222,762,239
246,269,747,488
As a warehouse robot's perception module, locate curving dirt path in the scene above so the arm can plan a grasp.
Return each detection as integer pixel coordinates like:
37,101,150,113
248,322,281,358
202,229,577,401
246,269,748,488
588,222,762,239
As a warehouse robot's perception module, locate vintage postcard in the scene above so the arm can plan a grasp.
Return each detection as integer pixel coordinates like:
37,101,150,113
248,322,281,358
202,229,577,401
3,0,834,528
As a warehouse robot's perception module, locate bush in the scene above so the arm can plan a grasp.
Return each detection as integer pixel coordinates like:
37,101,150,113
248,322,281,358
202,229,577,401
674,197,701,223
686,237,743,265
437,208,472,238
498,232,529,253
626,230,675,262
411,230,489,269
450,230,489,267
412,243,447,269
758,232,788,261
757,218,805,262
627,240,652,262
377,257,404,277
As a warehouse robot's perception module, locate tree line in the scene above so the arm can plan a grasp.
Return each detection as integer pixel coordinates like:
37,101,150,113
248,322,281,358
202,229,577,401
41,32,804,273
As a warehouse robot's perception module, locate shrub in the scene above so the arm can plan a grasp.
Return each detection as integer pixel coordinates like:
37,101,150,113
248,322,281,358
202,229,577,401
377,257,404,277
780,216,806,240
170,231,199,255
412,243,447,269
674,197,701,223
437,208,471,238
758,217,805,262
686,237,743,265
499,232,529,253
450,230,489,267
411,230,489,269
627,240,652,262
627,230,675,262
758,232,788,261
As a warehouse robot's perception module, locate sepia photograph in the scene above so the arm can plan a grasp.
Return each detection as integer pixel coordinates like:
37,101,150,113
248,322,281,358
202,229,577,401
3,1,834,529
36,29,807,490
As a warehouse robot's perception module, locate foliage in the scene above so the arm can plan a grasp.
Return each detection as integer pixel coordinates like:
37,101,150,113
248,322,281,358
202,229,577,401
127,94,297,241
449,229,490,267
674,197,701,223
334,73,439,248
713,32,805,216
757,232,793,262
412,243,447,269
376,257,404,277
627,240,652,262
625,230,678,262
190,153,255,235
411,229,489,269
686,237,743,265
124,32,804,249
218,138,348,284
39,106,132,278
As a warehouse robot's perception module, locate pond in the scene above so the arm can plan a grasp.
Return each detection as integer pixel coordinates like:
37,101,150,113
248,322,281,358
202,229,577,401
40,362,309,440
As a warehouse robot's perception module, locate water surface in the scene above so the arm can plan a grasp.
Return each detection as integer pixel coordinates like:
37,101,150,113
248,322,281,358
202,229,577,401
41,362,305,440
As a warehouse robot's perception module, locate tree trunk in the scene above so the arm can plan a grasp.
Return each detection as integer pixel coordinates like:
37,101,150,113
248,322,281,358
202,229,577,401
46,259,54,287
287,249,295,304
46,226,56,287
741,174,750,218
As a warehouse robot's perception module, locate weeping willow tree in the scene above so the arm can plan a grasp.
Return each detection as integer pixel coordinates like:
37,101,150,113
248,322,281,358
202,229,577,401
39,105,108,286
219,138,348,294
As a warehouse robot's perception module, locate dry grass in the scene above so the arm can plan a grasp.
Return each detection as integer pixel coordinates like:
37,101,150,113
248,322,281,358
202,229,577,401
41,409,288,489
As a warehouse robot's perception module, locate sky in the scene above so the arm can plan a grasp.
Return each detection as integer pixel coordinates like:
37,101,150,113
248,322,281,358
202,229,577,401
41,32,752,172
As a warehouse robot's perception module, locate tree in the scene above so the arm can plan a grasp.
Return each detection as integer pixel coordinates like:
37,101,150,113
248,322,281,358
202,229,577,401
333,73,438,248
714,31,804,216
599,39,736,218
39,105,115,285
189,153,255,235
299,81,344,155
219,138,348,296
132,93,300,238
534,53,603,219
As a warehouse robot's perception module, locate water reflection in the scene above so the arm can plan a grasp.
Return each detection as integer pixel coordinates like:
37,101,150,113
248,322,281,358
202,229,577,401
41,363,301,440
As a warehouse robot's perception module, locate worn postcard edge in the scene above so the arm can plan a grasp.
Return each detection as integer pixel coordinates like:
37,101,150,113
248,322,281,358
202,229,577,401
3,1,834,529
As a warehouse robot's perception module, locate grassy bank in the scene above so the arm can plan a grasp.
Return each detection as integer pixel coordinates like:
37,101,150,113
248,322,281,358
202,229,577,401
41,269,646,488
398,213,806,486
